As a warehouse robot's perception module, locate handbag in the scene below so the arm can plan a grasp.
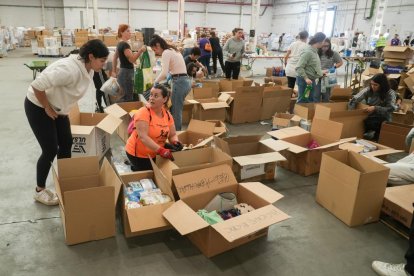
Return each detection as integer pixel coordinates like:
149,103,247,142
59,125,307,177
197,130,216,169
204,192,238,212
204,42,212,52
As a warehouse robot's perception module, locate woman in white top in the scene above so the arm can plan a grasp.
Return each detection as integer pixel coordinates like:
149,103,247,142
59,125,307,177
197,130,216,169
150,35,191,131
284,31,309,89
24,39,109,205
182,33,197,57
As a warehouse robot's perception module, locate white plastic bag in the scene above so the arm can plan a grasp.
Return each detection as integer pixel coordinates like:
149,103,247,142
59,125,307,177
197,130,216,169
101,77,120,96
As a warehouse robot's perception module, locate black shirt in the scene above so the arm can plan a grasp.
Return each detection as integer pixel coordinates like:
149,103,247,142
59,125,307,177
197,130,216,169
184,55,198,66
117,41,133,69
209,37,222,52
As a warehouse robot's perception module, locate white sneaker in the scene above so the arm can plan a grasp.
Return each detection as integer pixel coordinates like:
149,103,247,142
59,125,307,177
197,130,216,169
34,188,59,206
372,261,408,276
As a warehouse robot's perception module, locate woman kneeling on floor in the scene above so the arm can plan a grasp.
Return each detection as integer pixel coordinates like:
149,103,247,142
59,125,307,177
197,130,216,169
125,84,183,171
348,73,397,141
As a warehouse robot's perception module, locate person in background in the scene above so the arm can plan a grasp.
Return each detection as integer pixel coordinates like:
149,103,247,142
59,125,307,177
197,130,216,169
25,40,109,205
198,33,212,77
183,47,207,77
376,34,387,59
150,35,191,131
411,38,414,47
388,78,402,110
112,24,146,102
209,31,225,77
348,73,397,140
391,34,401,46
352,32,359,49
125,84,181,171
295,32,326,103
278,33,285,51
314,38,343,102
93,69,109,112
223,28,245,80
284,30,309,89
182,33,197,58
404,36,411,47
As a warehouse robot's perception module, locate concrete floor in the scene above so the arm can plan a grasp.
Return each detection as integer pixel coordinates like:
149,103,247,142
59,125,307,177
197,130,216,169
0,47,409,275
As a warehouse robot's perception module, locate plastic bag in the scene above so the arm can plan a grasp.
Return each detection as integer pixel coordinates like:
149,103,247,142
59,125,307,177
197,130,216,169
101,77,121,96
134,50,154,94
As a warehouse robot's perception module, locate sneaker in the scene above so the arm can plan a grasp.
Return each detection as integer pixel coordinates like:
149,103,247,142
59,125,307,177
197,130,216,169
372,261,408,276
34,188,59,206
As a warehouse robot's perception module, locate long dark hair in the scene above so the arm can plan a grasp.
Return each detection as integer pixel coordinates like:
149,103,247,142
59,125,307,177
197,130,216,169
78,39,109,62
318,38,334,58
149,35,177,51
370,73,390,101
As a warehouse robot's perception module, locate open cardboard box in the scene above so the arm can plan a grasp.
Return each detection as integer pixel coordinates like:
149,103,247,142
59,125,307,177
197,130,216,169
69,104,122,159
163,164,290,257
339,140,402,164
267,119,355,176
221,86,264,124
214,135,287,182
104,101,144,143
383,46,413,60
378,121,412,151
264,76,288,86
52,156,122,245
176,119,216,149
330,87,353,102
189,87,229,121
119,159,175,237
382,185,414,228
272,113,301,129
206,120,228,137
404,74,414,94
219,79,244,92
316,150,390,227
200,80,220,97
260,86,292,120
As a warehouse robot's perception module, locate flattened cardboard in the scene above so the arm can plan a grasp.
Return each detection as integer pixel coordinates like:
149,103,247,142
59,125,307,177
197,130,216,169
382,185,414,228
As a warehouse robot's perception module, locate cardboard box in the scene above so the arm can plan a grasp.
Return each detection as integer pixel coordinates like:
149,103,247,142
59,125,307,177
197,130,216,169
206,120,227,136
223,86,264,124
383,46,413,60
219,79,244,92
392,111,414,126
384,59,408,67
404,74,414,94
52,156,122,245
119,159,175,237
362,67,384,77
260,86,292,120
104,101,144,143
103,35,118,47
330,87,353,102
316,150,390,227
339,140,402,164
294,103,317,121
382,185,414,228
176,119,216,149
272,113,301,129
267,119,355,176
182,101,194,125
378,122,412,151
214,136,287,181
69,105,122,159
200,80,220,97
190,87,229,121
163,164,290,257
264,76,288,86
314,102,368,138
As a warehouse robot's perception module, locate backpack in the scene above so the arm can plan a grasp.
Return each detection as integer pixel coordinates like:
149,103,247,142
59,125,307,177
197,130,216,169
127,107,171,135
204,42,212,52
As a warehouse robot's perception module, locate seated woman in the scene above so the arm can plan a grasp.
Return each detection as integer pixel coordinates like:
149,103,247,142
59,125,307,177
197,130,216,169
125,84,182,171
348,73,397,140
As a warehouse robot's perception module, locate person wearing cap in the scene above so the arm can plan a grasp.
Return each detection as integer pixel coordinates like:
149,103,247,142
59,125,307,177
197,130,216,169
295,32,326,103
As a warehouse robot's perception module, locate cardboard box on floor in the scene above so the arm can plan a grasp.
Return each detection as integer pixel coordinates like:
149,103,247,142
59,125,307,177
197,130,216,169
392,108,414,126
104,101,144,143
264,76,288,86
69,105,122,159
182,89,195,125
260,86,292,120
267,119,355,176
330,87,353,102
119,159,175,237
314,102,368,138
316,150,390,227
163,164,290,257
404,74,414,94
206,120,228,136
272,113,301,129
176,119,216,149
339,140,402,164
382,185,414,228
383,46,413,60
52,156,122,245
200,80,220,97
190,87,229,121
219,78,253,92
378,121,412,151
214,136,287,182
221,86,264,124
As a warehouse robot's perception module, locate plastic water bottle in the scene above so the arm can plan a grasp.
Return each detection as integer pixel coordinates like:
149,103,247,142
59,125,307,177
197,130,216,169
304,84,312,99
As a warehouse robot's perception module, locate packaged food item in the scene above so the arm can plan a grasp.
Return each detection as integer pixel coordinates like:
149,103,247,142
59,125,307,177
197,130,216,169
126,201,142,209
128,181,144,192
140,179,157,191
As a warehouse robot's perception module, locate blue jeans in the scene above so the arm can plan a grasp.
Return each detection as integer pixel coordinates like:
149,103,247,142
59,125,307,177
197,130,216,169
171,75,191,131
198,55,211,75
118,68,134,102
297,76,317,103
313,82,331,103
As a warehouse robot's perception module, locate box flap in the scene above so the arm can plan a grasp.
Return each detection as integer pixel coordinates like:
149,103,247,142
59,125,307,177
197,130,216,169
213,136,232,155
57,156,99,179
212,205,290,242
100,158,122,206
163,200,209,235
363,149,403,157
259,138,290,152
104,103,127,119
218,93,234,105
96,114,122,134
267,126,309,140
186,99,199,104
310,119,343,141
172,164,237,199
240,182,284,204
384,46,411,53
150,158,174,199
187,119,215,135
68,103,81,125
200,102,229,110
316,137,356,150
233,152,286,166
339,143,364,153
52,165,64,210
71,125,94,136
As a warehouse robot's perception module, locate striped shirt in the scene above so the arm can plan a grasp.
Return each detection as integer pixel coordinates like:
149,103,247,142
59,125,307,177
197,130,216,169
319,51,342,70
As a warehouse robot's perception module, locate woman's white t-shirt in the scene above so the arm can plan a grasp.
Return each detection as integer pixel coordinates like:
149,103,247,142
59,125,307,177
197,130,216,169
285,40,307,78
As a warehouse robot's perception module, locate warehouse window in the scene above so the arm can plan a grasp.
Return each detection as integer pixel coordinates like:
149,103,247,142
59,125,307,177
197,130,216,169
308,6,336,37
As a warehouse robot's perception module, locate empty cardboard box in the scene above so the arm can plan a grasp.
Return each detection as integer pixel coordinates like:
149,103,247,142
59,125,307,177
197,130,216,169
316,150,390,227
260,86,292,120
223,86,264,124
206,120,228,136
176,119,216,149
190,87,229,121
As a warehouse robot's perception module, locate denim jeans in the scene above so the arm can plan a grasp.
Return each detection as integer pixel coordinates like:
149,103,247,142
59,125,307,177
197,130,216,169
171,75,191,131
198,55,211,75
297,76,317,103
118,68,134,102
313,83,331,103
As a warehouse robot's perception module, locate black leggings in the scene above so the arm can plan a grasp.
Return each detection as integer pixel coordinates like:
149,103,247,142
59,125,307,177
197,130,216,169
212,50,225,74
287,76,296,89
126,152,154,171
225,61,241,80
24,98,72,188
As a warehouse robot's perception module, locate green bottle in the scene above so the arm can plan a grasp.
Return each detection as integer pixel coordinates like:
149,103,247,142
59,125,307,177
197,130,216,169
304,84,312,99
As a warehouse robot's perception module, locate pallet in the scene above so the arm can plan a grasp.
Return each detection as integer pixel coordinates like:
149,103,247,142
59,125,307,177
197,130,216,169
380,213,410,239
